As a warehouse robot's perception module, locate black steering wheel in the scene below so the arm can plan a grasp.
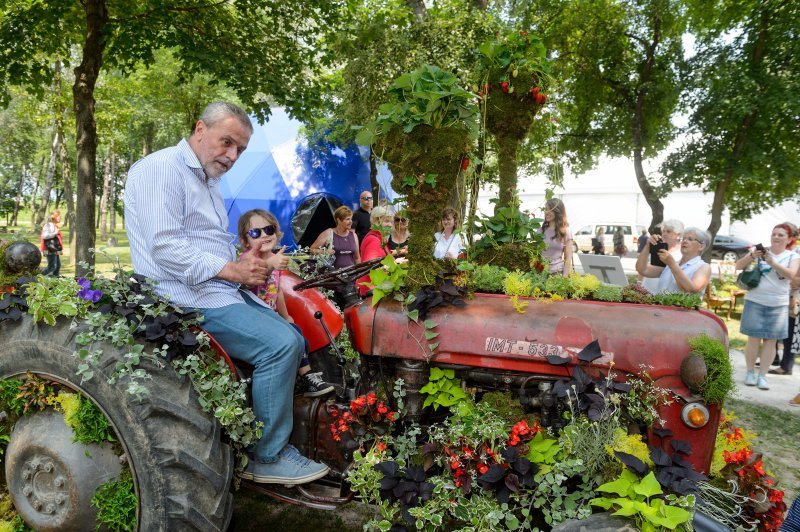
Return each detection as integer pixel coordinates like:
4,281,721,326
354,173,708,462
293,255,394,291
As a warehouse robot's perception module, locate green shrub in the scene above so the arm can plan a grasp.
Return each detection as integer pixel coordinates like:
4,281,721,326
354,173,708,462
591,284,623,302
652,291,702,309
472,264,508,293
688,334,734,405
91,471,137,532
503,270,533,297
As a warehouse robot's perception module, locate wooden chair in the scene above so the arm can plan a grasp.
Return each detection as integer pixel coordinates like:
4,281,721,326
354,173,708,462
705,288,734,319
704,263,739,319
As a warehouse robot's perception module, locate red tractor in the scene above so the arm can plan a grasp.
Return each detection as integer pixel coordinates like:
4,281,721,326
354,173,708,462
0,243,727,530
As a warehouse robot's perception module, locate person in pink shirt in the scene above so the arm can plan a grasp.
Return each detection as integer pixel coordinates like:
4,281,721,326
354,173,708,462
540,199,572,276
357,206,394,297
238,209,333,397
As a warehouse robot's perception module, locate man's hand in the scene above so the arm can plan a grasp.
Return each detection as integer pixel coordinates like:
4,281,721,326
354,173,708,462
218,249,270,286
265,245,290,271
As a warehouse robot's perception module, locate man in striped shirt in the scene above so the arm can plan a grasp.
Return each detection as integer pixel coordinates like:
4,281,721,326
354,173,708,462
125,102,329,485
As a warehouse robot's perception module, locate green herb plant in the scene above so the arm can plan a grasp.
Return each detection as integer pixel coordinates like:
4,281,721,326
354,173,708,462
368,254,408,306
687,334,734,404
590,468,693,531
419,367,469,412
25,276,94,326
91,471,137,532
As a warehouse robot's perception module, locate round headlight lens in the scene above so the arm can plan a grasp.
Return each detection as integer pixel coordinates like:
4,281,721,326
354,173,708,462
681,402,709,428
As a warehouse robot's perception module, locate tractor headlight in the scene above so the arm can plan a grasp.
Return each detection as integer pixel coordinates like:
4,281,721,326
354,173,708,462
681,402,710,428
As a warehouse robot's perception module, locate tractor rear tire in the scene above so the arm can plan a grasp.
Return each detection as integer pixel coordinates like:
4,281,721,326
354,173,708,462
0,316,234,531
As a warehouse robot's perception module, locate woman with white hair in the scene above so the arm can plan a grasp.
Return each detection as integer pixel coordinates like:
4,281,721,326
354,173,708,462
636,226,712,295
640,219,684,293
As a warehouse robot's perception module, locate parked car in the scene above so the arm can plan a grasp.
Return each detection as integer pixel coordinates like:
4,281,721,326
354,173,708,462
711,234,752,262
573,223,646,254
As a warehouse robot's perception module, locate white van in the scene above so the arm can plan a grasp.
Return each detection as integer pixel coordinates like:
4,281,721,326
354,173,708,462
572,223,646,254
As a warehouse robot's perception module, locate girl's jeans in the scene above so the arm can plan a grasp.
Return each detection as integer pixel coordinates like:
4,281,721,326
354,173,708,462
197,292,304,463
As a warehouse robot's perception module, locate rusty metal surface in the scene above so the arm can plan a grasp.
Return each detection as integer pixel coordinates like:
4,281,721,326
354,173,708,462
241,481,352,511
5,410,122,531
282,271,344,352
290,396,353,478
348,294,728,381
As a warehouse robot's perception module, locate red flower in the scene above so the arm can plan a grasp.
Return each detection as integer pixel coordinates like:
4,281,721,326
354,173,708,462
753,460,766,476
386,412,396,422
366,392,378,406
769,489,784,503
450,458,461,470
377,403,388,414
477,462,489,474
376,441,387,452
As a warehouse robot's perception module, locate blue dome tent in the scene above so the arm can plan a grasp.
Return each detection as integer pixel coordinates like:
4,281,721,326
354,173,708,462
220,108,394,250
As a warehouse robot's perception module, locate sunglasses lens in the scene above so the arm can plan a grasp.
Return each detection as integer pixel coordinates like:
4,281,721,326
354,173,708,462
248,225,276,238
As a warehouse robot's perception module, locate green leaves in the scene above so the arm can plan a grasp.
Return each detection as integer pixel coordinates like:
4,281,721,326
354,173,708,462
369,254,408,306
591,469,692,530
356,64,479,145
420,366,470,411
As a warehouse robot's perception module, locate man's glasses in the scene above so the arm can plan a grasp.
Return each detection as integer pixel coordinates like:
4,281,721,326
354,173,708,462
394,217,407,223
247,225,277,239
681,236,700,243
361,196,373,201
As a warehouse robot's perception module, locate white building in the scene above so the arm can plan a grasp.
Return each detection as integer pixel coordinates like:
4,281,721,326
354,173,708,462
477,156,799,244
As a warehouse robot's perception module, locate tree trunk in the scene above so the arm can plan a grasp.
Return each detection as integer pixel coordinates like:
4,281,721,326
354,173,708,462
369,146,379,200
465,129,486,245
703,4,770,262
143,122,154,156
631,16,665,234
496,138,518,210
109,159,117,232
35,126,63,229
405,0,426,20
99,147,112,238
59,124,75,240
72,0,108,276
11,165,26,226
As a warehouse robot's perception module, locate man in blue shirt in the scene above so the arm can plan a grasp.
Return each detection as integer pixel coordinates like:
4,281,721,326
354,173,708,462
125,101,329,485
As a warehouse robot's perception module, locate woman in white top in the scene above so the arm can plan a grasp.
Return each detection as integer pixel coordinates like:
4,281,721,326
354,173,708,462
736,223,800,390
433,207,464,259
639,219,683,293
635,227,711,295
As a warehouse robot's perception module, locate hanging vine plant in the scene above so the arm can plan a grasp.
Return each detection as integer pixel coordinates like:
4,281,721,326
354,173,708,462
475,29,552,209
356,64,479,291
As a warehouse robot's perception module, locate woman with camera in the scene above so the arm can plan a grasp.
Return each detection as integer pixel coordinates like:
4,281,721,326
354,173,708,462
635,226,711,295
735,223,800,390
40,210,63,277
639,219,683,293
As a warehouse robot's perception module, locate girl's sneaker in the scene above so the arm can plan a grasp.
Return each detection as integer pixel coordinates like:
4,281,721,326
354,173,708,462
756,375,769,390
298,372,334,397
744,370,756,386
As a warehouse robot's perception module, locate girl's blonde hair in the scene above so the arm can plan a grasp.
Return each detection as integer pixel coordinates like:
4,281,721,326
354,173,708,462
237,209,282,249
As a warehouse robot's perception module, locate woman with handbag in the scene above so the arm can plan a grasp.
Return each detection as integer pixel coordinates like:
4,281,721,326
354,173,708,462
40,210,63,277
735,223,800,390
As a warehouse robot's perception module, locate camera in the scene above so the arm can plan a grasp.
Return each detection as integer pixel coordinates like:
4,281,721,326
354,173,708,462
650,241,669,267
755,243,765,252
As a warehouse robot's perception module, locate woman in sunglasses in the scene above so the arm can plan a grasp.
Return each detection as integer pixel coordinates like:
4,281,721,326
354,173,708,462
237,209,334,397
388,212,410,256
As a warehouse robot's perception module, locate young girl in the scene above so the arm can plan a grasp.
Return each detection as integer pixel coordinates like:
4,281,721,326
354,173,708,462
238,209,333,397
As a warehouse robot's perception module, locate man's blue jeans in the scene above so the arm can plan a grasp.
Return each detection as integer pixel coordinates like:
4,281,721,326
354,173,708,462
197,292,304,463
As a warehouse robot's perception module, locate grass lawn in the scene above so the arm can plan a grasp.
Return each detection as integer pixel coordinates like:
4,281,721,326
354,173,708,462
1,220,132,277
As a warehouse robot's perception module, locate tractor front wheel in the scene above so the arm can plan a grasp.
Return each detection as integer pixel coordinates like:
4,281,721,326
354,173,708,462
0,316,234,531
